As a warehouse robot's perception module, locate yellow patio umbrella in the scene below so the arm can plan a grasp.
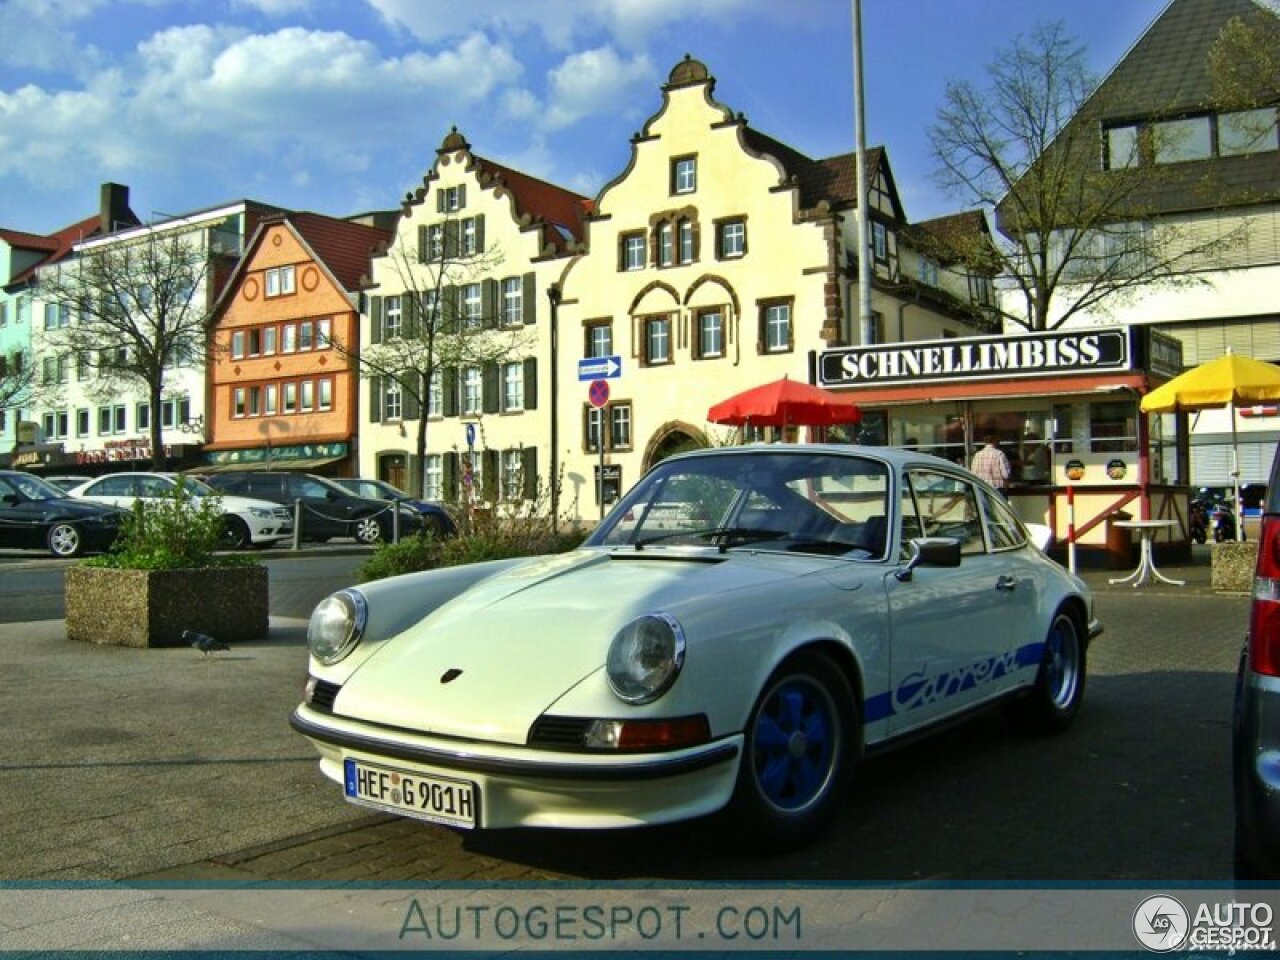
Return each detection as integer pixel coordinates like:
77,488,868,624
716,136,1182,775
1140,351,1280,541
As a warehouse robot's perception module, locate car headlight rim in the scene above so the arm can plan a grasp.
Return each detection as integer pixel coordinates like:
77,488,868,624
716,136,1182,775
307,589,367,666
606,613,686,705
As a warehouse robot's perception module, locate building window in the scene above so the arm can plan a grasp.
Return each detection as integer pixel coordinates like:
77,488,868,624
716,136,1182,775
300,380,314,412
16,298,29,325
587,322,612,358
98,405,125,435
656,222,674,267
384,296,402,339
262,326,277,355
283,382,297,413
585,407,603,453
247,328,263,357
299,320,314,351
428,369,442,417
247,386,261,417
161,400,175,428
265,265,296,298
644,316,672,365
1090,401,1137,453
77,408,91,437
0,302,6,326
42,411,69,440
461,366,482,415
462,283,482,329
233,388,246,418
872,221,888,261
501,449,522,501
918,256,940,287
502,362,524,412
281,323,297,353
1106,125,1141,169
697,309,724,359
621,233,646,271
610,403,632,450
318,378,332,411
231,331,246,359
425,455,443,500
44,302,68,329
717,219,746,259
461,217,477,255
672,156,697,194
1153,116,1212,164
264,384,278,416
678,219,695,264
501,277,522,326
316,317,331,347
1220,108,1279,156
426,224,444,261
383,380,402,421
443,186,463,212
762,302,792,353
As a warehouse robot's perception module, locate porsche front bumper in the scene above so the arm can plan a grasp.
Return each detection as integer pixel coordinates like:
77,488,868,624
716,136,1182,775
290,705,742,830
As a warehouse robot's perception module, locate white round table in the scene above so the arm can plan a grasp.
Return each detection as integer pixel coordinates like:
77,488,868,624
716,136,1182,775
1108,519,1185,588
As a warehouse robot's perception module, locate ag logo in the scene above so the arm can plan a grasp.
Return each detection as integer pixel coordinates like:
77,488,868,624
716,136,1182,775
1133,895,1189,952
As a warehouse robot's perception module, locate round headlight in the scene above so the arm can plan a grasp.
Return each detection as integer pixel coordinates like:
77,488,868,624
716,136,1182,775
307,590,367,665
606,613,686,704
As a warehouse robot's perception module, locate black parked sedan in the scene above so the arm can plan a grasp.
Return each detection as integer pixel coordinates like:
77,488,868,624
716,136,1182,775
201,471,424,544
0,470,125,558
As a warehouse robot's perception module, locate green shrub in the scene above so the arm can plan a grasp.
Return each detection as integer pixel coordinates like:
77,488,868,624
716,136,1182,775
83,478,256,570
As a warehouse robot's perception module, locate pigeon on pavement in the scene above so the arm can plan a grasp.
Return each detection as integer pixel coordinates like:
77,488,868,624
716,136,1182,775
184,629,230,657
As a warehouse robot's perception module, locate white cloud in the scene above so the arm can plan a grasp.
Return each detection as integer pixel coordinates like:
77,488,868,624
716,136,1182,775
544,47,654,130
0,0,107,71
231,0,316,14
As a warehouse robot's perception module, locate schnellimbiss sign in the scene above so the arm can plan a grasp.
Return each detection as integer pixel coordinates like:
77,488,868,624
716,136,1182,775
817,328,1132,389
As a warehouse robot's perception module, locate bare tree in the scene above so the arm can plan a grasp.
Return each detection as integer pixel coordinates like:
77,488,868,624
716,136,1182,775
34,227,217,469
0,346,36,428
928,21,1245,331
332,225,533,499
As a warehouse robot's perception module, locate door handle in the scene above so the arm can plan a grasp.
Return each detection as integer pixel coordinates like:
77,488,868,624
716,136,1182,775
996,575,1017,592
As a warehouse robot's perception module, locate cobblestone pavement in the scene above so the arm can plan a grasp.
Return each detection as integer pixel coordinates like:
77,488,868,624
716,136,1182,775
0,549,1250,884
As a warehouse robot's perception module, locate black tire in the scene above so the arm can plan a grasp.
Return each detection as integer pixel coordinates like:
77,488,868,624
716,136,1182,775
1006,609,1087,734
47,522,84,559
221,515,252,550
730,651,857,851
352,514,384,545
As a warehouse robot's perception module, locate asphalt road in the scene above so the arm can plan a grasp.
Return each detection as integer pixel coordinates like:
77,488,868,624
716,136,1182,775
0,549,1249,884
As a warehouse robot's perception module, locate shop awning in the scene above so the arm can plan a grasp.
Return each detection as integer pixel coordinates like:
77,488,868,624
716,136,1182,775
188,456,345,474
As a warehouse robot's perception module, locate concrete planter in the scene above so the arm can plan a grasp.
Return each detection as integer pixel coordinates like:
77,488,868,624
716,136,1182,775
1211,540,1258,595
65,565,269,648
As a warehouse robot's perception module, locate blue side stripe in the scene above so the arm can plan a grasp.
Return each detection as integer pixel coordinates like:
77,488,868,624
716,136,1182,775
864,642,1046,723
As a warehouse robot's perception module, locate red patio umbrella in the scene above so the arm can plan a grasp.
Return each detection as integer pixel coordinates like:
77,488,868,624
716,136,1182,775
707,376,862,428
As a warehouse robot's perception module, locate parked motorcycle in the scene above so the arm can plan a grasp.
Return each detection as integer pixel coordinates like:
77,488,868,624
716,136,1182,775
1189,496,1209,544
1209,494,1245,542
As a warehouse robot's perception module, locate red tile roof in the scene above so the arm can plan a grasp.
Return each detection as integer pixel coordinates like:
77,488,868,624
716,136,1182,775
282,212,394,292
4,214,104,288
472,158,592,251
741,128,889,213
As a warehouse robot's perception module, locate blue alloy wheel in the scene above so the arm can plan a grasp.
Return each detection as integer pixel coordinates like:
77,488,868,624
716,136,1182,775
753,676,839,812
1044,613,1081,711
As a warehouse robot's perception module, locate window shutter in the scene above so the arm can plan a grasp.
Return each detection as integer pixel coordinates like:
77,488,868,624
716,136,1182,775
443,451,458,502
408,455,422,497
482,450,499,502
474,214,485,252
417,225,428,263
444,222,459,258
482,279,498,328
523,357,538,410
369,376,382,422
443,366,458,417
617,236,626,272
522,272,536,324
522,447,538,500
442,286,458,333
404,295,419,338
437,191,445,214
402,374,421,420
370,296,383,344
458,185,467,209
482,362,499,414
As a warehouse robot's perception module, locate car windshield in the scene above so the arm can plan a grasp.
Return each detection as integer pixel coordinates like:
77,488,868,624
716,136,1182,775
3,473,66,501
587,449,892,558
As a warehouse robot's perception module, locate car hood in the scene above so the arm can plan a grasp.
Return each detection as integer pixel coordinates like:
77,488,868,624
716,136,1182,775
334,547,817,744
216,494,287,514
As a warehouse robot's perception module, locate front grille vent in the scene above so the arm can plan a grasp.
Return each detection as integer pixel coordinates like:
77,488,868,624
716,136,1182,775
308,678,341,712
527,716,591,750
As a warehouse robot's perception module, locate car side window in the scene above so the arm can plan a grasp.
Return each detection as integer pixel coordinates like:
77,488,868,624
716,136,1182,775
294,477,333,499
138,476,172,498
979,487,1026,551
93,475,135,497
905,470,985,556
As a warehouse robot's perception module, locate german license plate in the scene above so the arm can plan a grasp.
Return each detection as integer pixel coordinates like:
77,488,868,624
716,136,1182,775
343,758,477,829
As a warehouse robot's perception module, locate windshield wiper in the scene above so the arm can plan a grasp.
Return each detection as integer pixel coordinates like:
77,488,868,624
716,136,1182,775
634,527,787,550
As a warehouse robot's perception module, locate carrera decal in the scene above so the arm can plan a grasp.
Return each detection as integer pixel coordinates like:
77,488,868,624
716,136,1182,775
864,642,1044,724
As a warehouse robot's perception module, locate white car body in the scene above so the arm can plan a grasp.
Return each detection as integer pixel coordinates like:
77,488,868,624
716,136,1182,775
292,445,1101,848
67,472,293,547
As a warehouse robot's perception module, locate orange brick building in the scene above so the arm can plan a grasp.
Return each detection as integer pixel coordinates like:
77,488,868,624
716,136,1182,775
204,212,391,476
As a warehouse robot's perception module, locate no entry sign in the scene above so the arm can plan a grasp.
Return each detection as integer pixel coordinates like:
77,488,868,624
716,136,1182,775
588,379,610,408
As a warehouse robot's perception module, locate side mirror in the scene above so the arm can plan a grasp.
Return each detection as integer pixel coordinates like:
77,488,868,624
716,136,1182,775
895,536,962,582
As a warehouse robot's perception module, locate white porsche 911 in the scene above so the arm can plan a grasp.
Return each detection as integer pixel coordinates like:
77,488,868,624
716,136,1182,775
291,444,1101,849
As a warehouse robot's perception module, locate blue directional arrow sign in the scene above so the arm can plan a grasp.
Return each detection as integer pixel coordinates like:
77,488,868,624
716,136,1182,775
578,355,622,381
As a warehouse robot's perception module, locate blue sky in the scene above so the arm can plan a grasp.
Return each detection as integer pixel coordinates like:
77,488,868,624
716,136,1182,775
0,0,1176,237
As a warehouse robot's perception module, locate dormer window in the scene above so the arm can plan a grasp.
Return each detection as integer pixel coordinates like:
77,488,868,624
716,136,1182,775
671,156,697,195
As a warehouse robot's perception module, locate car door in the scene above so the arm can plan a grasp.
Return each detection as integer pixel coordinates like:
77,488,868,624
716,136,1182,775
884,469,1037,735
0,475,42,550
285,474,347,538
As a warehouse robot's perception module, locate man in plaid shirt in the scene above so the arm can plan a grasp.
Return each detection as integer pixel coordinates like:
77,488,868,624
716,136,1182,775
971,433,1011,494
